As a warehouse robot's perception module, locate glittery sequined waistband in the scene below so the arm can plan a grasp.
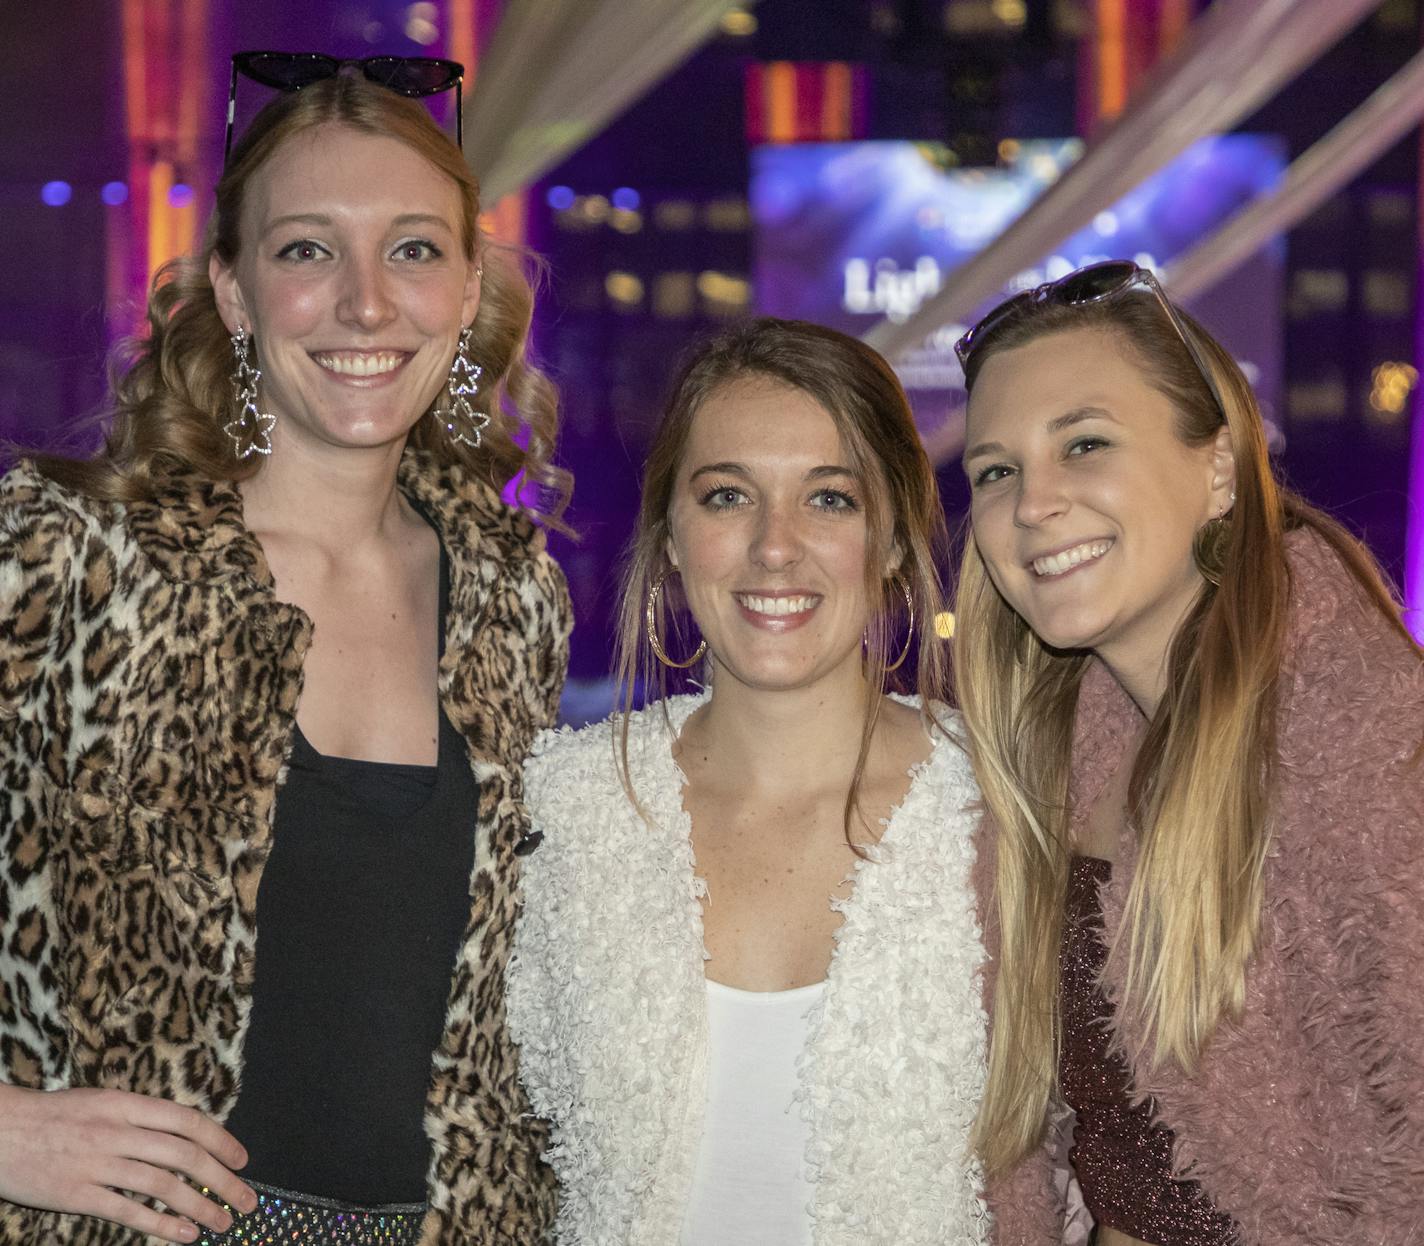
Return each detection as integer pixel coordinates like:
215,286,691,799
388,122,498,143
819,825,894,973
196,1179,427,1245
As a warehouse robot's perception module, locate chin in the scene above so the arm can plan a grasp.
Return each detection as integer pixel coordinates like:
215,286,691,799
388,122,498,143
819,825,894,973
1018,612,1109,656
329,417,423,448
716,656,821,693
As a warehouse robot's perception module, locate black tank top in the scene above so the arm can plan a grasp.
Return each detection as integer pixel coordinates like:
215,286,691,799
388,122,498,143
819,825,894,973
224,546,478,1204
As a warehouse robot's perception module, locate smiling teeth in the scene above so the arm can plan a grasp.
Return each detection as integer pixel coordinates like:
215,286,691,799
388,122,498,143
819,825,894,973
314,351,405,377
737,594,819,616
1033,540,1112,577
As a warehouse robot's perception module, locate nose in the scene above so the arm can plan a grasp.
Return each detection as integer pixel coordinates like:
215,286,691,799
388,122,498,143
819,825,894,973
1013,463,1069,529
749,499,803,571
335,254,397,331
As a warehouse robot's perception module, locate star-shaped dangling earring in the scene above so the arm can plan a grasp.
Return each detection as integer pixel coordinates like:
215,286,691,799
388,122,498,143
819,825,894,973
433,327,490,449
225,326,277,458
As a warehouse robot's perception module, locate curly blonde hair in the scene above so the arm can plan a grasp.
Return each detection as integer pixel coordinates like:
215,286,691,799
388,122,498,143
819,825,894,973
36,74,569,524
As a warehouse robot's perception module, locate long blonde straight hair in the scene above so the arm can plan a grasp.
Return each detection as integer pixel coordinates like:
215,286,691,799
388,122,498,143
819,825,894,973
955,292,1414,1175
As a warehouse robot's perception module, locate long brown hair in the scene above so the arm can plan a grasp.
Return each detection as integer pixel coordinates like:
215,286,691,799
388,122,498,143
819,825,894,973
613,317,952,845
956,289,1416,1175
33,74,568,524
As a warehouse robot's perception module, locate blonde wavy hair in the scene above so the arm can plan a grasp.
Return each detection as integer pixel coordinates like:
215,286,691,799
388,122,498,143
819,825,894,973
34,74,569,524
956,290,1414,1176
612,317,953,848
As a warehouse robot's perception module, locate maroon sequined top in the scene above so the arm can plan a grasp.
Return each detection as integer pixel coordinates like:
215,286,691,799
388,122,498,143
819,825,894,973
1058,856,1238,1244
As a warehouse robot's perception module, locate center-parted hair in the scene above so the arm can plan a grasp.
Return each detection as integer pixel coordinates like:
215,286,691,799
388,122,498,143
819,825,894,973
612,316,953,847
35,74,568,525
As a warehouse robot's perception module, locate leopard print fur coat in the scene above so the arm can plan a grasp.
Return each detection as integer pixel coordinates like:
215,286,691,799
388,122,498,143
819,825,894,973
0,448,571,1244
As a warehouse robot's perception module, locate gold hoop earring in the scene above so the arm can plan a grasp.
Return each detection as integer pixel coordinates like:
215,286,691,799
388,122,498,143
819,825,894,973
882,582,916,673
646,570,707,669
1193,490,1236,588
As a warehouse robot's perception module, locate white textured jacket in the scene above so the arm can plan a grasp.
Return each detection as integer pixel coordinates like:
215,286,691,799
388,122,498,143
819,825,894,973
507,695,993,1246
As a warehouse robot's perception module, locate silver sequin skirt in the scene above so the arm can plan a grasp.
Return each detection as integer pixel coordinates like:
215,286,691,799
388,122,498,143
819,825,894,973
196,1179,426,1245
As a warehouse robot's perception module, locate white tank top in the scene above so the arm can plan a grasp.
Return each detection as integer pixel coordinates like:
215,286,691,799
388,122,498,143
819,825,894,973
680,978,825,1245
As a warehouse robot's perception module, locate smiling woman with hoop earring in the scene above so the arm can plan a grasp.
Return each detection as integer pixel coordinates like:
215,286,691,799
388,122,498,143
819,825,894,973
507,318,992,1245
955,261,1423,1245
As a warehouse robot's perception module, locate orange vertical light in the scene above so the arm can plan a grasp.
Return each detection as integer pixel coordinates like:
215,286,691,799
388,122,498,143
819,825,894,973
175,0,207,167
448,0,523,244
118,0,212,321
766,62,798,145
448,0,477,89
122,0,148,139
1158,0,1193,57
116,0,152,336
147,160,174,289
147,0,174,151
822,62,852,141
447,0,477,152
1096,0,1128,121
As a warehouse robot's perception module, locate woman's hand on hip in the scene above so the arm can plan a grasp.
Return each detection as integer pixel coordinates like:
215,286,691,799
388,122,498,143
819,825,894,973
0,1083,257,1242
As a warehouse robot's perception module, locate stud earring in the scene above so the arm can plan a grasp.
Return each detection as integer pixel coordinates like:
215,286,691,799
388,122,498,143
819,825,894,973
225,326,276,459
432,326,489,449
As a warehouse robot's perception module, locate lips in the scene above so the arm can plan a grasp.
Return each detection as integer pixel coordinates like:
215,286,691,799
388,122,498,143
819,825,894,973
1031,539,1113,578
311,350,410,378
734,592,821,617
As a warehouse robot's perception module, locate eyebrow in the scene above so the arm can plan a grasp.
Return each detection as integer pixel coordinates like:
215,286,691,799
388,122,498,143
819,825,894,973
962,405,1118,463
688,461,858,483
261,211,455,237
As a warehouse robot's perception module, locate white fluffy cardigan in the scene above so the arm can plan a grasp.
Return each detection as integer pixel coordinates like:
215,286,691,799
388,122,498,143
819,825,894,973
507,695,992,1245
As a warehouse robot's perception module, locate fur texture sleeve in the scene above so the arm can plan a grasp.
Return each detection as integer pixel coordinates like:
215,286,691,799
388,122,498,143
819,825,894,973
513,533,573,736
0,467,85,720
0,470,103,1235
1280,539,1424,1235
476,539,570,1244
1095,535,1424,1243
0,469,92,1068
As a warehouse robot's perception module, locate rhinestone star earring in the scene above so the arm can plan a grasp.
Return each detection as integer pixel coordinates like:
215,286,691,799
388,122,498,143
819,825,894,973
431,326,489,448
224,326,276,458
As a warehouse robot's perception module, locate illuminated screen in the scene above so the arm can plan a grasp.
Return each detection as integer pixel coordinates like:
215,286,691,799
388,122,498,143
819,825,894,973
751,137,1287,440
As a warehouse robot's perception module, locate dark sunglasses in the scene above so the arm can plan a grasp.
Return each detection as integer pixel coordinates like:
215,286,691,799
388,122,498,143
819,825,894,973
225,51,465,159
954,260,1226,419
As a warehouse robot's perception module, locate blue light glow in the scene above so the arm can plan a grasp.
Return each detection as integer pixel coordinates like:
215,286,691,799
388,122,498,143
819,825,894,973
101,181,129,206
546,185,576,211
169,183,195,208
41,181,72,206
612,187,641,212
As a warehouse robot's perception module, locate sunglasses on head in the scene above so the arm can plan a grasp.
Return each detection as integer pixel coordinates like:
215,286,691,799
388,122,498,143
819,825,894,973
224,51,465,159
954,260,1226,420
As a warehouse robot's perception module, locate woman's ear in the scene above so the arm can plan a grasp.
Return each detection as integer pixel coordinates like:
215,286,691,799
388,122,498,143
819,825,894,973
209,254,246,336
884,540,905,580
1209,425,1237,514
460,258,482,330
664,536,679,570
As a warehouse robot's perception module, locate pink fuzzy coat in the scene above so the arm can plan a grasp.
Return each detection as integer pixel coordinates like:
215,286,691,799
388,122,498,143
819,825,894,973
976,530,1424,1244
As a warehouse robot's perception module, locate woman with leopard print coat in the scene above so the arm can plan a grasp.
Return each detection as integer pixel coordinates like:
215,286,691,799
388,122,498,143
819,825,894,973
0,69,569,1246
